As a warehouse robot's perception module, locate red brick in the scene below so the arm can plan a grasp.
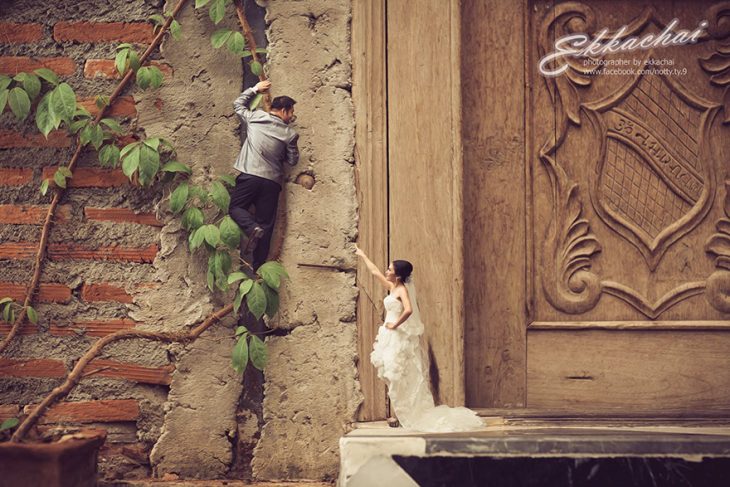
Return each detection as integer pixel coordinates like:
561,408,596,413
0,168,33,186
24,399,140,424
84,207,161,226
78,96,137,118
0,404,20,422
0,322,38,336
84,59,173,79
0,56,76,76
50,318,138,337
1,358,171,385
80,283,132,303
53,22,154,44
42,167,129,188
0,129,71,148
87,359,173,385
0,242,158,263
0,23,44,44
0,282,72,303
0,204,72,224
0,358,66,378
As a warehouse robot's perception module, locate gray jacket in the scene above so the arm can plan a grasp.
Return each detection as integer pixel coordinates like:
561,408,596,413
233,88,299,184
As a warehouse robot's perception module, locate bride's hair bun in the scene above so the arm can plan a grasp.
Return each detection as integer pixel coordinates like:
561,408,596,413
393,260,413,283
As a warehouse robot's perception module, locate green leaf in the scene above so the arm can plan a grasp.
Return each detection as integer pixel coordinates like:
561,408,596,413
0,418,19,432
116,43,135,51
211,29,232,49
219,174,236,187
206,266,215,291
234,326,247,336
74,106,92,118
226,31,245,55
115,49,130,76
190,186,210,205
8,87,30,120
57,166,72,178
203,224,221,247
213,250,232,290
95,95,110,109
137,67,164,90
137,142,160,186
0,89,8,114
129,50,141,72
98,144,121,167
143,137,161,151
262,282,279,318
35,92,55,137
18,73,40,101
227,272,247,285
40,179,50,196
2,303,12,323
247,281,267,320
122,146,141,178
249,335,267,370
233,288,244,314
100,118,124,134
209,0,226,24
34,68,59,86
210,181,230,213
255,47,268,54
249,93,263,110
170,182,189,214
239,279,253,297
170,19,182,40
51,83,76,123
231,334,249,373
79,123,97,147
136,66,151,90
0,297,12,306
219,216,242,249
240,50,252,58
249,61,263,76
89,124,104,150
162,161,192,175
27,305,38,324
120,141,138,160
69,118,89,134
195,0,211,7
0,75,11,91
53,168,68,189
149,14,166,25
181,206,204,231
257,261,288,290
189,226,206,250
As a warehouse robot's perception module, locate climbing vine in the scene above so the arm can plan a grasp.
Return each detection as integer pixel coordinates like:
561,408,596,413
0,0,284,441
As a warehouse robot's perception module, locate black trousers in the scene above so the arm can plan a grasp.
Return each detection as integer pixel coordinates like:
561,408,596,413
229,173,281,270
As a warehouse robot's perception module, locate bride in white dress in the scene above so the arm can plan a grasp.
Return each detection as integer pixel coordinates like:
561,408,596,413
355,246,483,432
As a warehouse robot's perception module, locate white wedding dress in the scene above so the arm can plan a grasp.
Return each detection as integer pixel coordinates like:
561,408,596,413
370,280,483,432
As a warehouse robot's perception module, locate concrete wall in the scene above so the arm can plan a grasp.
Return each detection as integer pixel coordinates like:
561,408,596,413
0,0,360,481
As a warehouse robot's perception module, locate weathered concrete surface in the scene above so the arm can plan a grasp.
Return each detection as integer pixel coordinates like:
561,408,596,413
131,1,243,478
249,0,362,481
253,323,361,480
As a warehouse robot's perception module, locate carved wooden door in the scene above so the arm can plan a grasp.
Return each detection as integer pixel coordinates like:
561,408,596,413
526,0,730,413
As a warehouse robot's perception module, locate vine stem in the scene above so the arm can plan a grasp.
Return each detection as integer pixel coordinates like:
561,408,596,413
11,303,233,442
235,0,271,111
0,0,191,356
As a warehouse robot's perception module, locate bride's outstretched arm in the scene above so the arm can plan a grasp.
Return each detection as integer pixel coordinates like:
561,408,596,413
354,245,393,291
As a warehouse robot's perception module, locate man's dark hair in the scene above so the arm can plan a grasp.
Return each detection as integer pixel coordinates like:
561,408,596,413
271,95,296,111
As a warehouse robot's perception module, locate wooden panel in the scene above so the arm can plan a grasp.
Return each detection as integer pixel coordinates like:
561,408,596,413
528,330,730,414
352,0,388,420
462,0,528,407
387,0,465,405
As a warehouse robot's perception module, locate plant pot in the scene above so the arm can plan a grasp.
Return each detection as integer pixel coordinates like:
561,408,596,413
0,429,106,487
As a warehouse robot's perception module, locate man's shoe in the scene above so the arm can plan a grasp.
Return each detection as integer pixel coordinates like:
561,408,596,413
243,226,265,255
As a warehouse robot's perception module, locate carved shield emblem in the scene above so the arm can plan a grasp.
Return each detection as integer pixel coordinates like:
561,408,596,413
589,71,717,270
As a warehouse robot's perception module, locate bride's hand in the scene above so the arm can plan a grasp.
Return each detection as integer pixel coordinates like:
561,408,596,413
385,322,397,330
354,245,365,257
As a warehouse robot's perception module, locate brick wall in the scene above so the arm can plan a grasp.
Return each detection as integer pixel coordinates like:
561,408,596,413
0,3,171,481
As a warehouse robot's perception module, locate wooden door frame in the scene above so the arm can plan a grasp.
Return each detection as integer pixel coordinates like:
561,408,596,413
353,0,467,421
